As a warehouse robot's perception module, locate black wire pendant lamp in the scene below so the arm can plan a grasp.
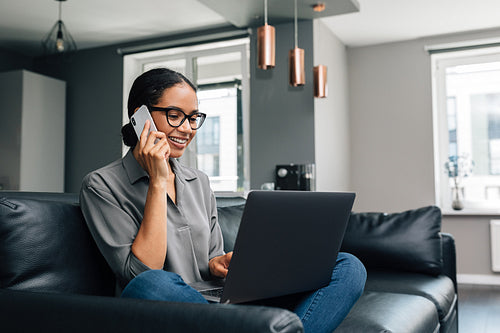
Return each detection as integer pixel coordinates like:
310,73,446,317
42,0,77,57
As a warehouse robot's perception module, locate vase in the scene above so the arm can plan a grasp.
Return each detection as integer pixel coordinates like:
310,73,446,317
451,186,464,210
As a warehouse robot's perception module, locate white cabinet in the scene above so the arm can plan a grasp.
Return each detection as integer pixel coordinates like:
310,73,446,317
0,70,66,192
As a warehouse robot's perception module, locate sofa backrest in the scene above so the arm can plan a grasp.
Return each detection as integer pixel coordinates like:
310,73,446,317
0,193,246,296
216,198,445,277
0,192,115,296
0,191,446,296
341,206,443,276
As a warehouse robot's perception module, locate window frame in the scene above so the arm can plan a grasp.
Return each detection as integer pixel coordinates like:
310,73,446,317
432,46,500,213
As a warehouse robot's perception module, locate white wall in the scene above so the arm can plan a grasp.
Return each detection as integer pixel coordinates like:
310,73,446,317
313,19,351,192
20,70,66,192
0,70,66,192
347,28,500,280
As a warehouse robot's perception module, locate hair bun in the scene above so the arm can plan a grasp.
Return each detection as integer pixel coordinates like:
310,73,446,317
121,122,138,147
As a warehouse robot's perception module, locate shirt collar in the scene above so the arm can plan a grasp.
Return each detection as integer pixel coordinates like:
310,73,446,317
170,158,198,182
123,149,148,184
123,149,199,184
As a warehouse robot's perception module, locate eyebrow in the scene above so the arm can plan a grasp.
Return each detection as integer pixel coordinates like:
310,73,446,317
164,106,200,115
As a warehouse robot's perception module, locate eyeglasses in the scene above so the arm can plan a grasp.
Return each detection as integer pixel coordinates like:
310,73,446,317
149,106,206,130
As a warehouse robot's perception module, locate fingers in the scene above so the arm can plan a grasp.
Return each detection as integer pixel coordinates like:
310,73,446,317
218,252,232,277
135,121,171,181
210,253,233,278
214,265,228,278
224,252,233,264
139,120,170,159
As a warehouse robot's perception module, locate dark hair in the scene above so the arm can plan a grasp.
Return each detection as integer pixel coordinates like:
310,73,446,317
121,68,197,147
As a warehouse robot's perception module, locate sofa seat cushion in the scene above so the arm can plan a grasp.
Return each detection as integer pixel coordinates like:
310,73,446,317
0,196,114,295
335,291,440,333
365,271,456,321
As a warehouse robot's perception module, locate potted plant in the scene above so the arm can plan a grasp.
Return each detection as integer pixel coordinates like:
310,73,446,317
444,154,474,210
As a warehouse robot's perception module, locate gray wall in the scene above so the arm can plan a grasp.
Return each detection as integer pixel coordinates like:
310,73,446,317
33,46,124,192
348,40,435,213
347,28,500,279
0,48,33,73
250,20,315,189
0,71,23,190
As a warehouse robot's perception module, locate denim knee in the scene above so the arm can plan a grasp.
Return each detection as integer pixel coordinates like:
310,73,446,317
135,269,181,282
336,252,367,298
121,270,207,303
131,269,184,288
121,270,180,299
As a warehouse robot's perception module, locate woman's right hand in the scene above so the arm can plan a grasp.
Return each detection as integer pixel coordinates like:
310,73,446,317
133,120,171,186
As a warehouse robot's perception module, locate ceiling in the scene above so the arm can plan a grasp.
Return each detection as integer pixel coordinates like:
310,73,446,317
322,0,500,47
2,0,500,57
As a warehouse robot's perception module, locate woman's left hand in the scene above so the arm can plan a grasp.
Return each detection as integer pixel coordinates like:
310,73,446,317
209,252,233,278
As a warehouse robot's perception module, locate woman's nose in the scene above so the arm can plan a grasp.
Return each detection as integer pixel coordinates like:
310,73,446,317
178,119,192,132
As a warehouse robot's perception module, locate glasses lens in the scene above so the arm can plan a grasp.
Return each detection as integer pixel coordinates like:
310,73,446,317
166,109,206,129
166,109,184,127
191,113,206,129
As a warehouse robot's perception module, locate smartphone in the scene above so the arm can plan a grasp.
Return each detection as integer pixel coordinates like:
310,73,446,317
131,105,158,141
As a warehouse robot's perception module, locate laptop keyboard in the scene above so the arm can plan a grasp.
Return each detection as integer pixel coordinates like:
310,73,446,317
201,287,223,298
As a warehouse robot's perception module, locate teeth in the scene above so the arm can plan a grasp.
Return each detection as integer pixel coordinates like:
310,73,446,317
169,137,187,144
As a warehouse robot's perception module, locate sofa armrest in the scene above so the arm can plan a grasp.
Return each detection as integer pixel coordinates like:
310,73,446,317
440,232,457,292
0,289,303,333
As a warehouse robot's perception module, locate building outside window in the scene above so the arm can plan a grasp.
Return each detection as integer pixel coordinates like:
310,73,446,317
432,47,500,211
122,38,250,193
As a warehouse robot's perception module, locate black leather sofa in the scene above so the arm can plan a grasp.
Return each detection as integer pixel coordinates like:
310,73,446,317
0,191,458,333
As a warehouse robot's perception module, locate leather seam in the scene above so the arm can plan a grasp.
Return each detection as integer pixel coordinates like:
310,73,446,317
0,197,17,209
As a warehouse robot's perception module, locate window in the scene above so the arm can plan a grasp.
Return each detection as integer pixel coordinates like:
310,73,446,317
197,116,220,177
123,39,250,193
432,47,500,211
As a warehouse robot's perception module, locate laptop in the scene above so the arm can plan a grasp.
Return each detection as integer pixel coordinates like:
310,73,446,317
190,190,355,304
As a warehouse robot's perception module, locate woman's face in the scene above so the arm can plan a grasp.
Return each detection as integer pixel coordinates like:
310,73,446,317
150,83,199,159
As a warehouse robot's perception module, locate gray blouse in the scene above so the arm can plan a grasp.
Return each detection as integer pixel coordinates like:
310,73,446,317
80,150,224,291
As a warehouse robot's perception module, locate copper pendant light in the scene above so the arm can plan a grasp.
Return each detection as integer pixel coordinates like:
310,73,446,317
313,64,327,98
313,14,327,98
289,0,305,86
257,0,275,69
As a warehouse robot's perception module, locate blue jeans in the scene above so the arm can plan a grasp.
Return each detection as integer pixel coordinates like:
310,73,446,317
121,252,366,333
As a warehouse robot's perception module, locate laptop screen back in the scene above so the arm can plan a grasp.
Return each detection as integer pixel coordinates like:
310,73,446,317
221,190,355,304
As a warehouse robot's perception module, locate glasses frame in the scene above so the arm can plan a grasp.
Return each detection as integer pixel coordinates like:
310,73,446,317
149,106,207,130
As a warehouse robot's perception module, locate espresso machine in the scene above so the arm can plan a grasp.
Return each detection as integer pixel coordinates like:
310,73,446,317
275,164,315,191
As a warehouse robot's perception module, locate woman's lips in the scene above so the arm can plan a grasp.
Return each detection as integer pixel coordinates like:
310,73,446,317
168,136,188,148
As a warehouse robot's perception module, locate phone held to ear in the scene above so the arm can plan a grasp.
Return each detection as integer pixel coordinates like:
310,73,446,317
131,105,158,141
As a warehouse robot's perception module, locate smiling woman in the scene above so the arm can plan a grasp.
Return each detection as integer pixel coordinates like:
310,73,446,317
78,66,365,333
81,67,230,288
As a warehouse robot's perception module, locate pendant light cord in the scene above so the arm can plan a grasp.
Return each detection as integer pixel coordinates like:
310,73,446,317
264,0,268,25
58,0,62,21
294,0,298,48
